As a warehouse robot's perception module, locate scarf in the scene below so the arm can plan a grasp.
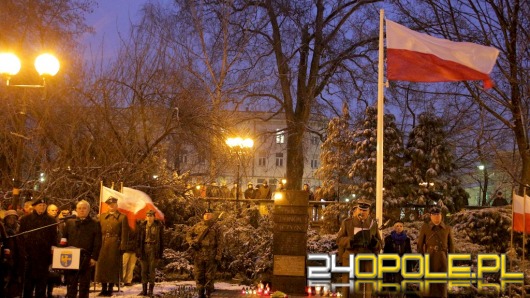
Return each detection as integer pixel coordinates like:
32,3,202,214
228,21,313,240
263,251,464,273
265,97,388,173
390,230,408,244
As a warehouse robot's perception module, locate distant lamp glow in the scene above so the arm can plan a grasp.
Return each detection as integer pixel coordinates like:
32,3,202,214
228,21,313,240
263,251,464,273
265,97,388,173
0,53,21,75
478,165,485,170
274,192,284,200
34,54,60,76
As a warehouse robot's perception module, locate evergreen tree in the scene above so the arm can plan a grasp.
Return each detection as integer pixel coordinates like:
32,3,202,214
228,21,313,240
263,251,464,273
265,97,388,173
316,103,354,201
406,113,469,211
348,106,407,219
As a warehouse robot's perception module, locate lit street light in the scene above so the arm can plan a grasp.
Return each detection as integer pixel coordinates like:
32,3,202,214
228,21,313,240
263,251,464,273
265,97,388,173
0,52,60,209
226,137,254,211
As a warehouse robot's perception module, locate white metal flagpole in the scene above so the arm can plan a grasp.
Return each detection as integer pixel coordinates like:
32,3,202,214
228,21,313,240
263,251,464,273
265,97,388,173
375,9,385,227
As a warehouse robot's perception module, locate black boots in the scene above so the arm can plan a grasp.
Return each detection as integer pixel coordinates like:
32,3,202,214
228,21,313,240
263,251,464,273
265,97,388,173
148,283,155,296
139,283,148,296
97,283,107,296
97,283,114,296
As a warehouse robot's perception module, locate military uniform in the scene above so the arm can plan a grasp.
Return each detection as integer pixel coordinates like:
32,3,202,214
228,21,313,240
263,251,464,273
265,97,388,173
63,216,102,298
336,199,382,298
186,212,222,298
417,207,455,298
95,197,128,296
136,211,164,296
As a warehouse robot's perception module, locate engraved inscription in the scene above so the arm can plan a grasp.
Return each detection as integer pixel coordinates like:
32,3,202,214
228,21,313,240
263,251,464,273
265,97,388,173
273,255,306,276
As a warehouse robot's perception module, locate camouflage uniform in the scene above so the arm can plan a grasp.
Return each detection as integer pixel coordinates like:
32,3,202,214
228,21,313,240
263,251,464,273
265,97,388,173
186,216,222,298
136,217,164,296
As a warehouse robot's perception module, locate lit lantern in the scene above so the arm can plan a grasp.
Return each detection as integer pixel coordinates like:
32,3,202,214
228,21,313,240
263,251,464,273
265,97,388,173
307,286,313,295
315,286,321,294
241,287,246,295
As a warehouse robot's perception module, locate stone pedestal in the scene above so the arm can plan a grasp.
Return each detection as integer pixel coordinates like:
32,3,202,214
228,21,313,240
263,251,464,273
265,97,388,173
272,190,308,295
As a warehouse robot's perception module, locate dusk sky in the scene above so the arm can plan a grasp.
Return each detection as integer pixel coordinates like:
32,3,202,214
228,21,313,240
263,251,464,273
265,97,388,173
80,0,146,61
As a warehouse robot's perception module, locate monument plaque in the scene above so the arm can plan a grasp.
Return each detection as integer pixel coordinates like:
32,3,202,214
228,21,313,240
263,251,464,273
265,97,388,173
272,190,308,295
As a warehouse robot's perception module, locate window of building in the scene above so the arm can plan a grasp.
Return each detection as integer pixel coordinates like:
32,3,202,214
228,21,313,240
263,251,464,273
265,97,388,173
311,136,319,145
275,153,284,167
179,155,188,164
258,156,266,167
198,154,206,164
276,130,285,144
311,159,318,169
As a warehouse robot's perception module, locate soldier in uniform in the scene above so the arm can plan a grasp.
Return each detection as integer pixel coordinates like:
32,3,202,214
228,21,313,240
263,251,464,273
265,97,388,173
336,197,382,298
186,210,223,298
95,196,128,297
19,198,58,298
62,200,102,298
136,210,164,297
417,205,455,298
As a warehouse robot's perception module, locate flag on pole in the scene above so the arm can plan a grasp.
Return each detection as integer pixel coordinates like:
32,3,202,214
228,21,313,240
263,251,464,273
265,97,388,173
386,20,499,89
512,192,530,234
100,186,165,230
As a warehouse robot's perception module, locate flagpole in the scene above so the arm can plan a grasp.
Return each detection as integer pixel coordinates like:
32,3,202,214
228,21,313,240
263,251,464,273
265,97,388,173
375,9,384,227
99,181,104,215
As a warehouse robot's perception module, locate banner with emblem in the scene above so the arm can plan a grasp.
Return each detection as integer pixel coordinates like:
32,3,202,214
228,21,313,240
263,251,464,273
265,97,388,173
52,246,81,270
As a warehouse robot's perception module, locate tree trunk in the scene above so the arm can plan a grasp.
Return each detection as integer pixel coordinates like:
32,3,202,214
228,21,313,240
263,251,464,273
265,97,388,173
286,120,305,191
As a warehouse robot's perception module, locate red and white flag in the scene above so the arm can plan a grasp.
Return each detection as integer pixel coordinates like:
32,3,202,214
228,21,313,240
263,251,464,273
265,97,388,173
512,192,530,234
100,186,165,230
386,20,499,89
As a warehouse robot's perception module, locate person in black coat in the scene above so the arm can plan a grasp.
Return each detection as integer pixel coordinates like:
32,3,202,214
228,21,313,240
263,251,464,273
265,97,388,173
383,220,412,288
62,200,102,298
19,198,58,298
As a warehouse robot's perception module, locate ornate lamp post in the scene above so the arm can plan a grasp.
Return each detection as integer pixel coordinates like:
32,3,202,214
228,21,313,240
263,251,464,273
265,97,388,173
0,52,60,209
226,137,254,211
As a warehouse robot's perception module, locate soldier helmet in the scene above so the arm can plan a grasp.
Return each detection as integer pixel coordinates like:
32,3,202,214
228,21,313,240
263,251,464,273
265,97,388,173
353,197,372,211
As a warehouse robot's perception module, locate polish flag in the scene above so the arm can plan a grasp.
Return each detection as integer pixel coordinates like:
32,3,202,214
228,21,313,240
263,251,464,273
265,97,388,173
386,20,499,89
100,186,165,230
512,192,530,234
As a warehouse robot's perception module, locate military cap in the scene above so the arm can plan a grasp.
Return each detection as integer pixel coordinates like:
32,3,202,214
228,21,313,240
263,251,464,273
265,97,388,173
31,198,47,206
353,197,372,211
105,196,118,204
4,209,19,219
429,206,441,214
146,210,156,216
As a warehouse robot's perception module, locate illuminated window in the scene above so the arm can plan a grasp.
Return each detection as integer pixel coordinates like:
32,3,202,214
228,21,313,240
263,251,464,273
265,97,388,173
276,130,285,144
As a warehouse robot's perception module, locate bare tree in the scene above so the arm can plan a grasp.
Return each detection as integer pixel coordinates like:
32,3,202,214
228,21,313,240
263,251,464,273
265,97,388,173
221,0,381,190
390,0,530,194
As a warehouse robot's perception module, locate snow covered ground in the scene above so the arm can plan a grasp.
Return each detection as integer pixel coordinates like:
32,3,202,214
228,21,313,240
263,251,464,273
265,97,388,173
51,281,243,297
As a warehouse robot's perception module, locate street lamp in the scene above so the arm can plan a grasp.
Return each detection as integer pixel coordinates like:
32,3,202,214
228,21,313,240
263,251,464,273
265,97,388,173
0,52,60,209
478,164,490,206
226,137,254,210
0,52,60,87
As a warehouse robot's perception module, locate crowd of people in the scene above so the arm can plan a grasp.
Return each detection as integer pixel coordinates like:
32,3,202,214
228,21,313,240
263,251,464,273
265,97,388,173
0,196,164,298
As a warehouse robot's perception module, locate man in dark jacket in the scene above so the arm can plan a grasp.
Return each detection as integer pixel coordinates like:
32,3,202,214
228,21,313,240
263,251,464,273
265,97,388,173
136,210,164,297
122,222,139,287
62,200,102,298
19,198,58,298
417,206,455,298
95,196,128,296
2,210,23,297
